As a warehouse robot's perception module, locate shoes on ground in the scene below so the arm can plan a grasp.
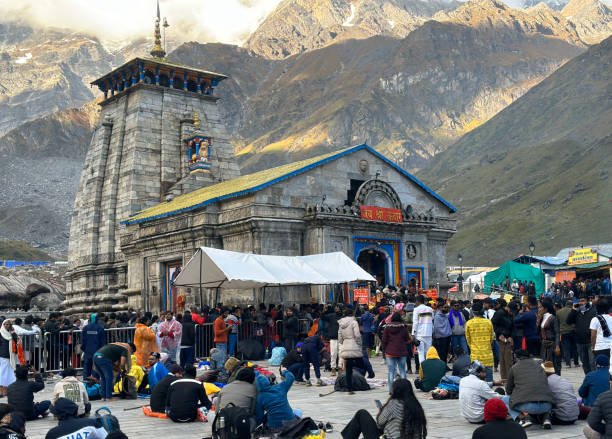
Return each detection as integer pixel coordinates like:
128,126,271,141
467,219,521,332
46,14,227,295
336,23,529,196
518,419,532,428
325,422,333,433
543,419,552,430
316,379,326,386
306,380,312,386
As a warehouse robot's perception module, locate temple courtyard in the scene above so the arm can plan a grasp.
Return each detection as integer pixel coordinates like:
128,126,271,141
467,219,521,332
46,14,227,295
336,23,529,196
19,358,589,438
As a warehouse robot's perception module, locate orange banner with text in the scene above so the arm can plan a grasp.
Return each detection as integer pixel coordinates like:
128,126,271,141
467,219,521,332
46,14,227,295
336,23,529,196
360,206,403,223
353,288,370,304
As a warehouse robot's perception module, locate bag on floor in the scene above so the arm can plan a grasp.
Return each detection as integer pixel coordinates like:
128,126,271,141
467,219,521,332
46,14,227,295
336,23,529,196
277,417,318,439
211,403,254,439
95,406,120,433
268,347,287,366
85,381,102,400
334,371,370,392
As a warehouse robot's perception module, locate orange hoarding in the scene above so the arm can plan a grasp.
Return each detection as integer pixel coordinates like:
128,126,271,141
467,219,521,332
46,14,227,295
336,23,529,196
360,206,403,223
353,288,370,304
556,270,576,282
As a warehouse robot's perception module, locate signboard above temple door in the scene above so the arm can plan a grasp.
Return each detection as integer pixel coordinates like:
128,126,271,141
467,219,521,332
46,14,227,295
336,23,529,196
360,205,403,223
568,248,598,266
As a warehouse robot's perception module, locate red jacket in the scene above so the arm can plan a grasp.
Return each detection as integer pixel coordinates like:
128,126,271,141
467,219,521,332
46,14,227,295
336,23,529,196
382,323,409,357
191,312,205,325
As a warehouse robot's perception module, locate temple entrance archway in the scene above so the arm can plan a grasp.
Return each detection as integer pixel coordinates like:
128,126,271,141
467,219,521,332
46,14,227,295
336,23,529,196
357,248,389,287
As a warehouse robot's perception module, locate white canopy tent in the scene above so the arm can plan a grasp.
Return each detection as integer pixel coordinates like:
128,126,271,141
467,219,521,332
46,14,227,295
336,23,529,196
173,246,376,303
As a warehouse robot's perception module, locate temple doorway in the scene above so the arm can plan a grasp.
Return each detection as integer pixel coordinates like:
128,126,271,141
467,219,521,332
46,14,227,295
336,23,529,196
358,249,388,286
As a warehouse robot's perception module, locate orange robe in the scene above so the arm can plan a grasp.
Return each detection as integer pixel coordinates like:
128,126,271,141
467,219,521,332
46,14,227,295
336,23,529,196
134,323,158,366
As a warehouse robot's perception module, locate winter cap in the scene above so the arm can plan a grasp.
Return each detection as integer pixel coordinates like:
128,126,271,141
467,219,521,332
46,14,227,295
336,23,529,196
468,360,485,376
296,342,303,348
483,398,508,423
541,361,555,374
596,355,610,368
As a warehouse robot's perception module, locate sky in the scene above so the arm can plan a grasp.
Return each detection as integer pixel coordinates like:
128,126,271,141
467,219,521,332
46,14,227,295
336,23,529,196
0,0,283,46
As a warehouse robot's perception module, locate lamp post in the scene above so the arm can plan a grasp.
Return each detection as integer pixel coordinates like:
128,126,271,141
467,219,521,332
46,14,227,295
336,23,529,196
457,253,464,294
529,241,535,260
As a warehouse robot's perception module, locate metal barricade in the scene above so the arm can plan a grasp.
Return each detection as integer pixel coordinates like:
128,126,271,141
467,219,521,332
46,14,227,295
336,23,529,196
43,329,82,373
105,326,136,344
298,319,311,336
19,332,44,371
194,323,215,359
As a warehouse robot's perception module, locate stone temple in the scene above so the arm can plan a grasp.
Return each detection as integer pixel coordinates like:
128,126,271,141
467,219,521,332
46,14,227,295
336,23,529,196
65,13,457,314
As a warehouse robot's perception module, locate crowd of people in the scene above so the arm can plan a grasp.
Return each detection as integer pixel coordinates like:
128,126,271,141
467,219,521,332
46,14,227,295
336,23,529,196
0,284,612,437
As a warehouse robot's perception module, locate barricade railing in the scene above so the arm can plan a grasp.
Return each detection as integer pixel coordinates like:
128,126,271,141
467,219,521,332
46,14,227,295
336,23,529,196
19,332,44,372
194,323,214,359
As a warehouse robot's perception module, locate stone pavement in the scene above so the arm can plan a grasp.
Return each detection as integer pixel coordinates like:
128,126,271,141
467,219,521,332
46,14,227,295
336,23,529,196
10,359,589,439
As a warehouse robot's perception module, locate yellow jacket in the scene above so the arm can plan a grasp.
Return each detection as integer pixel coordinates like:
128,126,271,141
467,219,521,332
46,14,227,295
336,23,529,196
465,317,494,367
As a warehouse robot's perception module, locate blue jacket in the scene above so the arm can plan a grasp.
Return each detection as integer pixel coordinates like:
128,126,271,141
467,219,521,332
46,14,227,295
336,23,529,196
81,322,106,356
433,311,452,338
514,310,538,340
255,370,295,429
148,362,169,390
579,367,610,407
360,312,374,334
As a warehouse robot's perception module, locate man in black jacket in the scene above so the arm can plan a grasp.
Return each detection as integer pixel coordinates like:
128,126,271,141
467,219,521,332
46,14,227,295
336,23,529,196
166,364,211,422
150,364,183,413
282,308,299,352
45,398,107,439
321,305,341,375
179,313,196,368
7,366,50,420
567,297,597,374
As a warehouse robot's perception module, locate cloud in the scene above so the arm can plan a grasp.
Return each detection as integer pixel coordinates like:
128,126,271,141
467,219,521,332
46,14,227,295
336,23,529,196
0,0,282,45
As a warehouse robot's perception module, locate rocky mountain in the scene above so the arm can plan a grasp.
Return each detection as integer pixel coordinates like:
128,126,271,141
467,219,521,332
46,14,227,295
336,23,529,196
0,0,611,259
216,0,587,171
562,0,612,44
419,35,612,265
245,0,460,59
0,21,116,137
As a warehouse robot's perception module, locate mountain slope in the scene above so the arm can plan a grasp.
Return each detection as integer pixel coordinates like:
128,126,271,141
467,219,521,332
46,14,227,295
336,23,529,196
419,36,612,265
245,0,459,59
228,15,585,171
562,0,612,44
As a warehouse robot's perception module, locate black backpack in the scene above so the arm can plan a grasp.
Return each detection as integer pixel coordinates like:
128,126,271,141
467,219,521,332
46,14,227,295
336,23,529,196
212,403,254,439
95,406,120,433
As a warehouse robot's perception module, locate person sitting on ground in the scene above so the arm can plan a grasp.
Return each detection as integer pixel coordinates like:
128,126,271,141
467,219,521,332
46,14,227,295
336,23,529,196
281,342,305,383
0,412,26,439
541,360,579,425
147,352,169,391
341,378,427,439
584,385,612,439
414,346,446,392
579,355,610,408
217,367,257,415
150,364,183,414
166,364,211,422
45,398,107,439
7,365,50,421
255,366,296,431
459,360,502,424
302,334,326,387
503,349,554,429
52,368,90,417
471,398,527,439
452,347,471,378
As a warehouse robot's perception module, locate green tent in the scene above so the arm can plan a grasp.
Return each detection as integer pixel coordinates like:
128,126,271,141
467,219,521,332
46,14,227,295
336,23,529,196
484,260,545,297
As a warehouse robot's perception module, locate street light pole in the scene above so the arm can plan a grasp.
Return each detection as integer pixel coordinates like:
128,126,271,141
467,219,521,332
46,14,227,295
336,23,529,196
457,253,464,295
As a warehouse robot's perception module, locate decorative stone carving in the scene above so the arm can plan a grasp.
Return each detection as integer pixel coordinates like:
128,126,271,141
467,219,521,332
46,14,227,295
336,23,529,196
354,179,402,211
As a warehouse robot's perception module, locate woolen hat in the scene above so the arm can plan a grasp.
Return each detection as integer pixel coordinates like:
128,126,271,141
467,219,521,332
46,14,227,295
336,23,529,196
483,398,508,423
596,355,610,368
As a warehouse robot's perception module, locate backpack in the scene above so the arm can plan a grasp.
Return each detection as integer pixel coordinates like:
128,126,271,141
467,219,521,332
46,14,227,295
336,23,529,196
211,403,254,439
268,346,286,366
95,407,120,433
85,382,102,400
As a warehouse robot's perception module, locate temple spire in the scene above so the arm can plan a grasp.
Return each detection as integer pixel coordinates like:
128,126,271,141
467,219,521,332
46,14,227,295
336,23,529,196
150,0,166,58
